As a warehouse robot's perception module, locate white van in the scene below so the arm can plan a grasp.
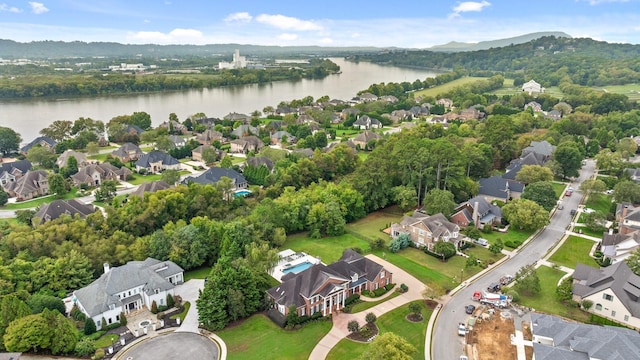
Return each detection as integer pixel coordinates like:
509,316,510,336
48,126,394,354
474,238,489,246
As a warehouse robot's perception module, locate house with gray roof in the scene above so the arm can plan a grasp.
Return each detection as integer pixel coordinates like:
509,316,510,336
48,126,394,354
478,175,525,203
390,211,464,250
56,149,90,169
168,135,186,149
572,261,640,329
20,136,57,154
601,229,640,265
135,151,180,174
131,180,171,197
33,199,97,224
191,144,225,163
182,167,247,190
522,140,555,160
223,112,252,124
615,203,640,235
524,101,542,112
352,115,382,130
625,168,640,184
196,129,224,145
111,142,144,163
531,313,640,360
230,136,264,154
2,170,49,201
270,131,295,146
71,163,132,187
451,196,502,229
0,160,31,186
245,156,274,172
351,130,381,150
231,125,258,139
72,258,183,330
266,249,391,320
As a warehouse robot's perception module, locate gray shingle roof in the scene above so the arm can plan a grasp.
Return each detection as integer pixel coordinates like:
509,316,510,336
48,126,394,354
73,258,183,318
131,180,171,197
0,160,31,177
182,167,246,186
20,136,57,153
135,151,179,168
573,262,640,317
531,313,640,360
34,199,96,222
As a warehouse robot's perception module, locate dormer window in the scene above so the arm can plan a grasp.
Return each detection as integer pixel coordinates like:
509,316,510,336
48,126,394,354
351,273,358,282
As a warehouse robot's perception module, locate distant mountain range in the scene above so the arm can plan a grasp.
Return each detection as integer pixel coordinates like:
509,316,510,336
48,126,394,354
0,32,572,59
427,31,572,52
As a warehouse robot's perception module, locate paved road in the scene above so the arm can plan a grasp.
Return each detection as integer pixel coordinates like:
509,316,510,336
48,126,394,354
432,159,596,360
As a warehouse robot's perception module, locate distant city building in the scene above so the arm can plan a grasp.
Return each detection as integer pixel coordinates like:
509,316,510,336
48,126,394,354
218,49,247,70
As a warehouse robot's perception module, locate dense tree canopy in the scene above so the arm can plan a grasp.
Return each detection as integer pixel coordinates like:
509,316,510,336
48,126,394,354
0,127,21,156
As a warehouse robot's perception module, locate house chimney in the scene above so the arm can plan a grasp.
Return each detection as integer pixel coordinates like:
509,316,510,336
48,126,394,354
609,228,614,235
103,262,110,274
623,205,629,220
472,202,480,229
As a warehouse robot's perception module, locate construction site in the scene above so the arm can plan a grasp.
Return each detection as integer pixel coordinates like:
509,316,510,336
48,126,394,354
462,304,533,360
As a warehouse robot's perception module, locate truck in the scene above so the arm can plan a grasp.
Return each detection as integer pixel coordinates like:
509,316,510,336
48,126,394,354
472,290,511,308
458,323,467,336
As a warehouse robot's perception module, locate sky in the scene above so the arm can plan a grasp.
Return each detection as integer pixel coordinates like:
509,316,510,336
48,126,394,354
0,0,639,48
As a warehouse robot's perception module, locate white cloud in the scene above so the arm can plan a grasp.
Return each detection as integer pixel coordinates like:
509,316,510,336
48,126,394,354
278,33,298,41
0,3,21,12
319,37,333,44
255,14,322,31
29,2,48,14
451,1,490,17
584,0,628,4
224,12,252,22
127,28,204,44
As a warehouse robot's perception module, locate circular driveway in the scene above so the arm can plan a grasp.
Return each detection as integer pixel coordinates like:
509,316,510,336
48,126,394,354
117,332,218,360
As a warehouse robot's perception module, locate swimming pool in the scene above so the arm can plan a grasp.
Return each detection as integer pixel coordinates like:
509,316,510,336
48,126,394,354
234,189,252,197
282,261,314,274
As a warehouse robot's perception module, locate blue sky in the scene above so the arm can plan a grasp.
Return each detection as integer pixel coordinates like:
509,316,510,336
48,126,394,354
0,0,639,47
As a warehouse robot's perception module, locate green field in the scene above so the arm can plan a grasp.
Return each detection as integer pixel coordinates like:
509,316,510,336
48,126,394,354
585,194,614,215
327,300,431,360
552,182,568,198
413,77,484,98
481,228,534,248
518,265,590,323
218,314,332,360
548,236,597,269
597,84,640,101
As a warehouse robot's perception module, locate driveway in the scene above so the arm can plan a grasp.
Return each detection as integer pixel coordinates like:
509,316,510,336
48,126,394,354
174,279,205,333
308,254,426,360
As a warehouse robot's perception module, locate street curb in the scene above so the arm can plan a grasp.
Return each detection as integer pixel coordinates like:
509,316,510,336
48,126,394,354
425,303,442,360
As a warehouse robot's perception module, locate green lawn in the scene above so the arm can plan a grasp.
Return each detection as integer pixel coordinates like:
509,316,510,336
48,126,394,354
413,77,484,98
573,226,605,238
2,188,80,210
371,248,457,294
88,153,110,162
481,228,534,248
357,152,369,161
350,291,401,313
284,232,371,264
518,265,589,323
184,266,212,281
93,332,119,348
585,194,614,215
598,84,640,101
283,208,402,263
552,182,568,198
170,301,190,322
327,300,431,360
126,170,190,185
548,236,597,269
217,314,332,360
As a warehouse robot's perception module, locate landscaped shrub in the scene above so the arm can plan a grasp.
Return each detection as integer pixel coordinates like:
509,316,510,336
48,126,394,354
504,240,518,249
373,288,387,297
581,299,594,310
362,290,371,297
348,320,359,333
75,338,96,357
158,305,168,312
92,348,105,360
400,283,408,293
389,233,412,253
84,318,97,335
424,246,455,260
371,238,386,250
151,300,158,314
365,312,377,324
345,294,361,306
384,283,395,291
166,294,175,308
119,312,127,326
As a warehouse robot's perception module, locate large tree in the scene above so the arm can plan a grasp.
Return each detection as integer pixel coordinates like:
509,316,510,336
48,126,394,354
579,179,607,198
359,332,416,360
594,149,623,172
552,142,583,179
502,198,550,231
0,295,31,350
48,173,67,198
616,137,638,160
515,165,554,184
40,120,73,142
521,181,557,211
423,189,456,217
614,180,640,204
0,127,22,156
4,308,78,355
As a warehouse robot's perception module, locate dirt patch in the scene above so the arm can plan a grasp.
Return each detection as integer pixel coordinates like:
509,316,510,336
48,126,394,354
347,323,379,342
406,314,424,322
468,313,517,360
424,299,439,309
522,321,532,341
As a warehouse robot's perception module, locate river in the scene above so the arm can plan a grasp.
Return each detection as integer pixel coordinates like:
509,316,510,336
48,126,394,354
0,58,438,142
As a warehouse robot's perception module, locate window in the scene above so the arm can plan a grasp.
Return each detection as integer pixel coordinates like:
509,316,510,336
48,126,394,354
128,291,131,296
108,318,112,324
300,308,305,316
419,229,425,236
380,271,385,279
612,310,616,317
603,293,613,301
116,315,120,321
160,298,164,305
624,315,630,322
97,320,101,328
595,303,602,311
155,289,159,294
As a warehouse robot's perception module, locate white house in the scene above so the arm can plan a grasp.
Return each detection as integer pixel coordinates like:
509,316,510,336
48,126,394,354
72,258,184,330
602,230,640,264
572,262,640,330
522,80,544,94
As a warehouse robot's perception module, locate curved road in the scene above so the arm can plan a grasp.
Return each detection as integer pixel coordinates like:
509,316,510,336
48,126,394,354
432,159,596,360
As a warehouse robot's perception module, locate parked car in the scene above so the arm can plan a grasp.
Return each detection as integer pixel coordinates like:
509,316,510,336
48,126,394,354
465,304,476,314
565,190,572,196
474,238,489,246
487,282,501,293
458,323,467,336
570,209,577,215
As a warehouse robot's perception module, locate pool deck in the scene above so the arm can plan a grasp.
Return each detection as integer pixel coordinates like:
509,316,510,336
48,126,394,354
270,249,323,282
